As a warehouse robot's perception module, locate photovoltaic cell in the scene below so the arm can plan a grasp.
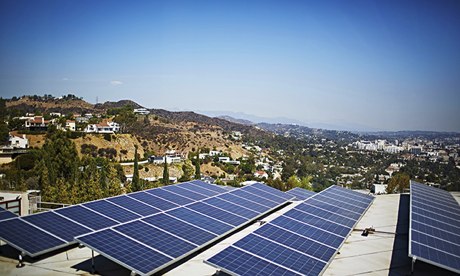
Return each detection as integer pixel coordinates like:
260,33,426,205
55,205,118,231
128,192,179,211
0,218,65,256
285,187,316,201
203,197,259,219
0,180,229,260
187,202,247,226
77,229,172,275
243,185,289,204
114,221,197,258
142,214,217,245
0,210,17,221
207,185,374,276
22,212,91,242
254,224,336,261
178,183,220,196
206,246,301,276
233,234,326,275
107,196,161,217
218,193,269,213
251,183,295,201
231,189,279,208
161,185,208,201
145,189,194,206
409,181,460,274
188,180,228,193
166,207,233,235
84,200,140,223
77,182,291,275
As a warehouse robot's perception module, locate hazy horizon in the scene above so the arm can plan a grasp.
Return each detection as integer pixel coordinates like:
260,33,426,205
1,1,460,132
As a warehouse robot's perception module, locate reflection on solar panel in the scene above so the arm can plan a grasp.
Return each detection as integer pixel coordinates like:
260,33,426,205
409,180,460,274
0,206,17,221
286,187,316,201
206,185,374,276
0,180,227,257
76,183,291,276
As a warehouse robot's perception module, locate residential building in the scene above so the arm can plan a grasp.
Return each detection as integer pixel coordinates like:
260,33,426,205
133,108,150,115
84,120,120,134
24,116,51,131
8,133,28,149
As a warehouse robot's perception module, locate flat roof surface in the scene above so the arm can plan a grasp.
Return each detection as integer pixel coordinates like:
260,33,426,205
1,192,459,276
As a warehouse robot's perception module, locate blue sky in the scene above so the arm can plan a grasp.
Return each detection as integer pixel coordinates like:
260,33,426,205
1,0,459,132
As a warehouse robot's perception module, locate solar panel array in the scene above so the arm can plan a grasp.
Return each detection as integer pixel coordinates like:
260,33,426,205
409,181,460,274
76,183,294,276
285,187,316,201
0,180,227,257
206,185,374,276
0,206,17,221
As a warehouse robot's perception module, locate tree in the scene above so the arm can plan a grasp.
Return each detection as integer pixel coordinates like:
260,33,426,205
162,160,169,185
386,173,410,194
106,163,123,197
195,156,201,180
132,145,141,191
179,161,194,182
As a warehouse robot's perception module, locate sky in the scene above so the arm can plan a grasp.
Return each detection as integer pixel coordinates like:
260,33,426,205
1,0,460,132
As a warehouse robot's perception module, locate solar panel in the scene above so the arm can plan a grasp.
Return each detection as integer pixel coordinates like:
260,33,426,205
179,182,222,196
142,214,217,245
55,205,118,231
166,207,234,235
409,181,460,274
106,195,162,216
128,191,179,210
218,193,270,213
206,185,374,275
76,183,291,275
187,201,247,226
0,207,17,221
203,197,259,219
230,189,280,208
162,185,208,201
77,229,173,275
83,200,141,223
0,180,228,258
0,218,65,256
188,180,229,193
285,187,316,201
250,183,296,201
145,188,194,206
114,221,197,258
22,212,91,242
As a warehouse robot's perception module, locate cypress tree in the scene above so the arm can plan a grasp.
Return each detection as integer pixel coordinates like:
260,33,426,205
132,145,141,191
162,158,169,185
195,155,201,180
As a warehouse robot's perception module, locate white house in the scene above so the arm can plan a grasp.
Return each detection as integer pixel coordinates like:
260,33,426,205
219,157,230,163
85,120,120,134
9,133,28,149
24,116,51,131
254,171,268,179
65,120,76,131
133,108,150,115
209,150,221,156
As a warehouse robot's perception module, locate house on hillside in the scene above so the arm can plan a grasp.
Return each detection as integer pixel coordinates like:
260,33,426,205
133,108,150,115
65,120,76,131
254,170,268,179
84,120,120,134
24,116,51,131
9,133,28,149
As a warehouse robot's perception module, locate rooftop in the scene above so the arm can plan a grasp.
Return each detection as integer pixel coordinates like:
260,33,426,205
0,192,459,275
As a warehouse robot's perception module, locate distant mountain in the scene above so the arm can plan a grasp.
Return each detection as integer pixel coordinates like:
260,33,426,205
217,115,254,126
197,110,379,132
